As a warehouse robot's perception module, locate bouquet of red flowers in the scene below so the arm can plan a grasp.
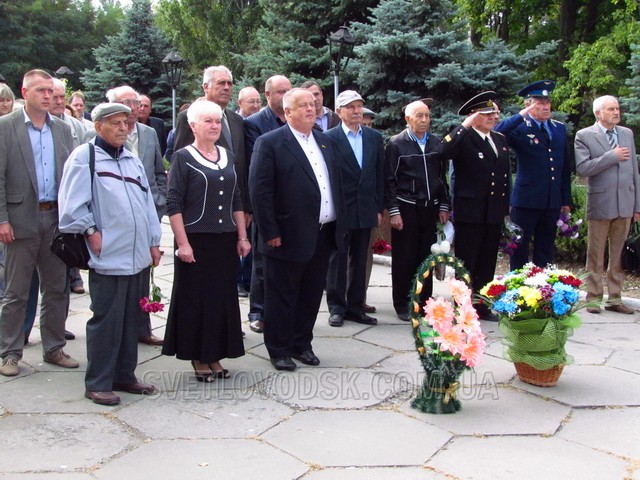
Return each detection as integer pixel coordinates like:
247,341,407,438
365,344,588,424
139,266,164,313
372,228,391,254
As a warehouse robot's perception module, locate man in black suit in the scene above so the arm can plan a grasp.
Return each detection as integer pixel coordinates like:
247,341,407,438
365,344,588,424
249,88,346,371
172,66,249,215
325,90,384,327
138,95,167,155
439,92,511,321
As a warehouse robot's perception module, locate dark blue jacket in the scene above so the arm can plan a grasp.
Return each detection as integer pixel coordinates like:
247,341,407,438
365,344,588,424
494,114,572,209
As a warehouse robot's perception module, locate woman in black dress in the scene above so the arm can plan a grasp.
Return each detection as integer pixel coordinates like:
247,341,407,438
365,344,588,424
162,101,250,382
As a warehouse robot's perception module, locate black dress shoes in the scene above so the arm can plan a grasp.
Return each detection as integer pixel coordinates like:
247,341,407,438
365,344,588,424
481,312,500,322
345,313,378,325
237,285,249,298
397,313,410,322
292,350,320,366
270,357,297,371
65,330,75,340
328,313,344,327
249,320,264,333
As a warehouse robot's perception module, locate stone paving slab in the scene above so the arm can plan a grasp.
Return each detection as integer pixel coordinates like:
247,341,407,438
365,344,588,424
115,392,294,439
427,436,630,480
262,410,452,467
0,414,140,473
403,386,571,436
608,350,640,374
0,474,94,479
302,467,448,479
92,439,309,480
514,365,640,407
557,407,640,459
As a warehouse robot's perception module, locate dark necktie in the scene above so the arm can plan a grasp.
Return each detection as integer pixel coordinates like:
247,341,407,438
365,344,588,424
606,129,617,149
484,135,497,156
221,112,233,150
539,122,550,143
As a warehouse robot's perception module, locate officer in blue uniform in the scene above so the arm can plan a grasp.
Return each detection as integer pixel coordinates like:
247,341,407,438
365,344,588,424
494,80,572,269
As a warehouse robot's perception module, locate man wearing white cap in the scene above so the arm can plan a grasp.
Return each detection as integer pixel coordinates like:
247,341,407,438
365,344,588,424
58,103,162,405
325,90,384,327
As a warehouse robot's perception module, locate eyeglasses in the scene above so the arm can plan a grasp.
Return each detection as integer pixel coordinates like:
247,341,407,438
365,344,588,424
120,99,141,107
245,99,262,105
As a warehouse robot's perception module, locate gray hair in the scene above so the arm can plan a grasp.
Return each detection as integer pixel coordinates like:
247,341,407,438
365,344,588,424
0,83,15,101
202,66,233,87
404,100,429,118
593,95,618,116
187,100,222,124
52,78,66,92
282,88,311,110
106,85,139,103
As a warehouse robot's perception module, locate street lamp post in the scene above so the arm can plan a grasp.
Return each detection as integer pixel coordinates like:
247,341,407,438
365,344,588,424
328,26,356,110
162,51,185,129
55,66,74,86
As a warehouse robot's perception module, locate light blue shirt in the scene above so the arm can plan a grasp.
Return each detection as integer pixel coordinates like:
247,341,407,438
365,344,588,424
407,128,428,152
24,110,57,202
341,123,363,168
530,117,553,141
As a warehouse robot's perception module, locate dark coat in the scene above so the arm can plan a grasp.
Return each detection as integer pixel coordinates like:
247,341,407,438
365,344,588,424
249,125,346,263
440,125,510,224
325,125,384,229
145,116,167,155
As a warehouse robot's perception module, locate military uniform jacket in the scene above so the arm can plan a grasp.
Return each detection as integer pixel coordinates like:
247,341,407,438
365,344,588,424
440,125,510,224
495,113,572,209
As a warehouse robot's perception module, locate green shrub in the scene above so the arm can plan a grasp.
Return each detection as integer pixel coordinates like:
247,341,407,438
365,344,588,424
554,180,588,264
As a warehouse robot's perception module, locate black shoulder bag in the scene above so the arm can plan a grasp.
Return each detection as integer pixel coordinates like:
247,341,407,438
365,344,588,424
50,144,95,270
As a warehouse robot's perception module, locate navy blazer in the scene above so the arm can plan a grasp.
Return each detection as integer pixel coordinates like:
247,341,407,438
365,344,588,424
495,113,572,209
249,125,346,263
440,125,510,224
244,106,286,162
324,125,384,229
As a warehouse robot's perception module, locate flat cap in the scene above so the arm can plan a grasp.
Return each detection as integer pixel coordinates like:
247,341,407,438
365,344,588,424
336,90,364,108
363,108,376,118
91,102,131,121
458,91,499,115
517,80,555,99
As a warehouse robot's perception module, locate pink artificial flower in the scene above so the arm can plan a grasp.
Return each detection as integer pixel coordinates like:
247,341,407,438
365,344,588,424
433,324,465,355
423,296,455,333
459,333,487,368
448,278,472,305
455,301,481,334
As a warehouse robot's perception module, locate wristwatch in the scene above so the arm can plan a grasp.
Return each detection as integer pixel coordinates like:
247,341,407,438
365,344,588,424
84,226,97,237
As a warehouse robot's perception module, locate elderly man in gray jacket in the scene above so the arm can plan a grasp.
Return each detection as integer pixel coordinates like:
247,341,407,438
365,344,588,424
575,95,640,315
58,103,162,405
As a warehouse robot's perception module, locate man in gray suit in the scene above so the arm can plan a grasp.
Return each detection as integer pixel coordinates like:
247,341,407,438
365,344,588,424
106,85,166,345
575,95,640,314
0,69,80,376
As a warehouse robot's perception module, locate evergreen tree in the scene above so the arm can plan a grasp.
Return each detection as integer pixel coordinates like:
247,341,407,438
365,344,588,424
240,0,378,97
351,0,553,136
81,0,172,115
622,44,640,131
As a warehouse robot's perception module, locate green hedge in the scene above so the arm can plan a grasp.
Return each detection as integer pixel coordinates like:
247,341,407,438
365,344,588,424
554,180,588,264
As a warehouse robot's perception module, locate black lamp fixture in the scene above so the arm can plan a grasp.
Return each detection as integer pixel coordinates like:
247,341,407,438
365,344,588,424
328,26,356,109
162,51,185,129
55,66,74,78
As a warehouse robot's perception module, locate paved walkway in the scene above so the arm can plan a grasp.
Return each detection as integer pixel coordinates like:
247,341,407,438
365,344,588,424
1,220,640,479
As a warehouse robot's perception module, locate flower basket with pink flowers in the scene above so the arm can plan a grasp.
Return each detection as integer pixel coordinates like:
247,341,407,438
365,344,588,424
410,253,486,414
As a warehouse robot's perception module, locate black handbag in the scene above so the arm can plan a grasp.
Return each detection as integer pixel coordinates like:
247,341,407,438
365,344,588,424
50,144,95,270
621,222,640,274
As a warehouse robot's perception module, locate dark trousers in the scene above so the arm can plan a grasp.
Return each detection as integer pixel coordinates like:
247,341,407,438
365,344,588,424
391,202,439,314
263,223,334,358
510,207,559,270
138,266,152,338
326,227,371,317
85,270,144,391
454,222,501,293
248,222,264,322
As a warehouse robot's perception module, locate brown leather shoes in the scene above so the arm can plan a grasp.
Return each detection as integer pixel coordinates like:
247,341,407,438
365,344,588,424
362,303,377,314
85,390,121,406
138,335,164,346
0,357,19,376
586,306,601,314
604,303,635,315
112,380,158,395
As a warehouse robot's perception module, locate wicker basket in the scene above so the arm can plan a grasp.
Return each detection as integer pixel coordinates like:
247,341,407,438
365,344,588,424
514,362,564,387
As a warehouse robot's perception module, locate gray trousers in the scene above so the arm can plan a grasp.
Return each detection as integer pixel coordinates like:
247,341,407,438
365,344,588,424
0,209,67,360
85,270,144,391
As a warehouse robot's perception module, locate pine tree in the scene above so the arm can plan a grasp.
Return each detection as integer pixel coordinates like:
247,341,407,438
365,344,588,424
351,0,554,136
622,44,640,129
81,0,172,114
